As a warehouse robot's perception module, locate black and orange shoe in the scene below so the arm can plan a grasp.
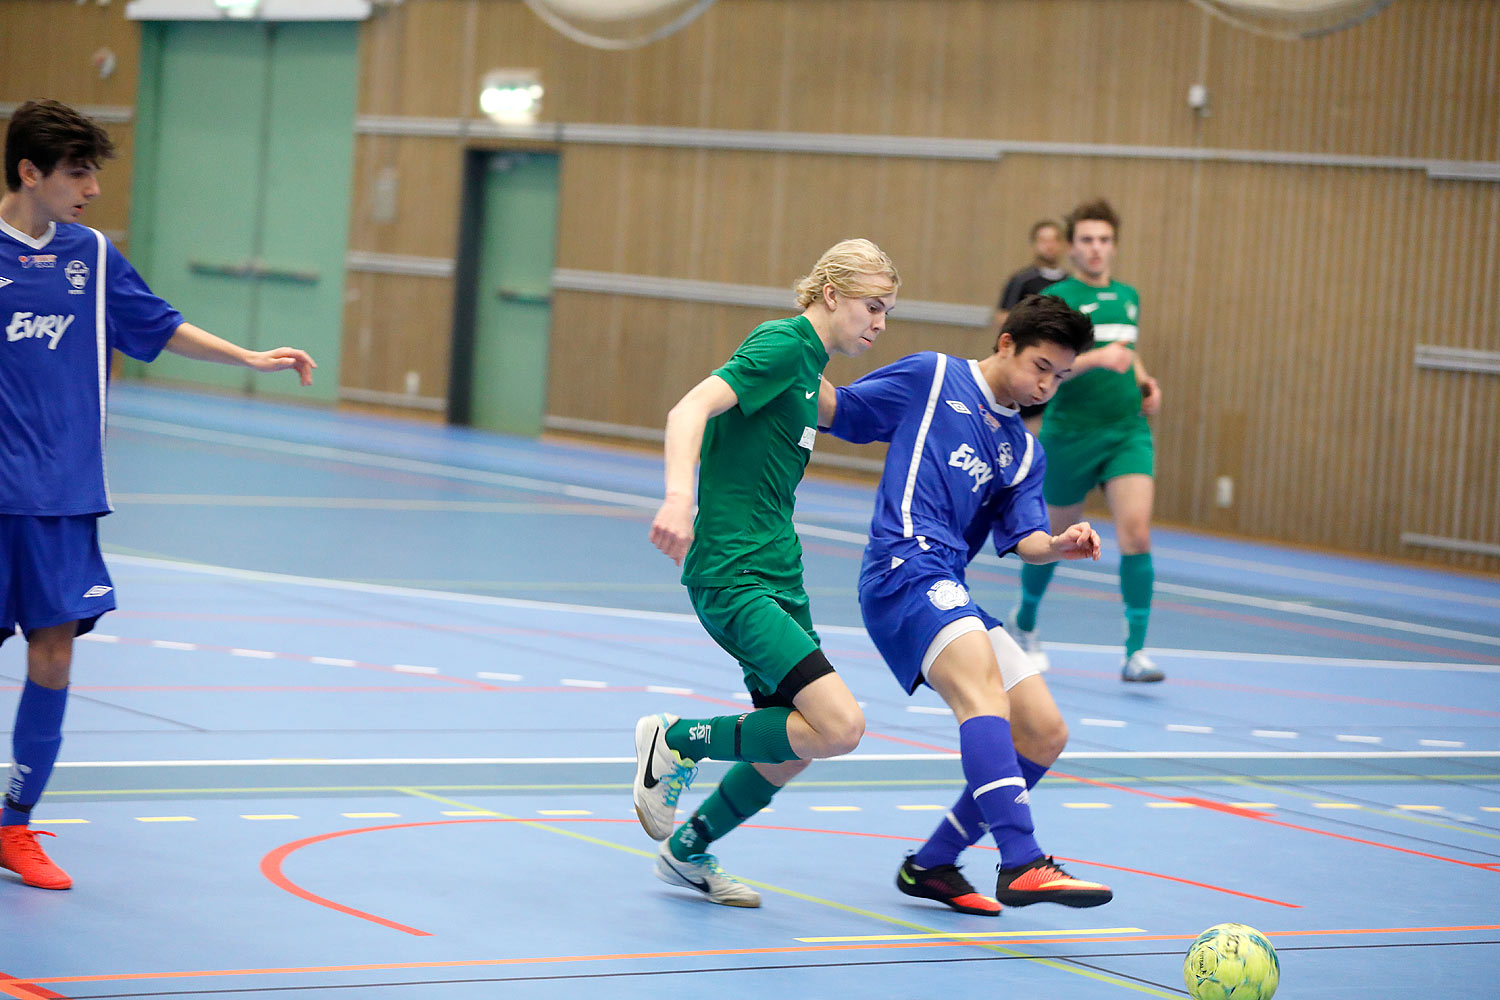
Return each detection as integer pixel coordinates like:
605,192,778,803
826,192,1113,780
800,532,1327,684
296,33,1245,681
896,855,1001,916
994,855,1111,908
0,826,73,890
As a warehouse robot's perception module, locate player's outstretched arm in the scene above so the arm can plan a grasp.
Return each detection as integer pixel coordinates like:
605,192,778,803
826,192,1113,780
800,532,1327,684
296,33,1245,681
648,374,739,565
1074,340,1135,375
1134,356,1161,416
163,323,316,386
1015,521,1102,564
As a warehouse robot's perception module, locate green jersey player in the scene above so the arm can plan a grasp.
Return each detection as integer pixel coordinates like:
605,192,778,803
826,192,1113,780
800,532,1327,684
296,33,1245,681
634,239,899,905
1013,199,1166,683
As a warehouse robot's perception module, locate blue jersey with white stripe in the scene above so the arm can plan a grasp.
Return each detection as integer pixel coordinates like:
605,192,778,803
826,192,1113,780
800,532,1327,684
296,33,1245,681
1,219,181,516
829,351,1048,580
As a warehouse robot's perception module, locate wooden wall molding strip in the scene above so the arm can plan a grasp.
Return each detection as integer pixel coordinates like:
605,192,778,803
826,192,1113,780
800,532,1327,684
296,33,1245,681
345,250,456,278
550,268,989,328
352,114,1500,180
1400,533,1500,558
1414,345,1500,375
337,385,446,411
0,103,134,123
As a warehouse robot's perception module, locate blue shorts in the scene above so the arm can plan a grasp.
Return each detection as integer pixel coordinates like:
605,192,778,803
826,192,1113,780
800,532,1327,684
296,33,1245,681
0,514,115,646
859,551,1006,694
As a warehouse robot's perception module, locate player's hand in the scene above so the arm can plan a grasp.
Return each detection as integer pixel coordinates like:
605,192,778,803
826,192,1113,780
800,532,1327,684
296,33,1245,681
1094,341,1135,373
1139,376,1162,416
1052,521,1101,561
649,495,695,565
249,347,317,387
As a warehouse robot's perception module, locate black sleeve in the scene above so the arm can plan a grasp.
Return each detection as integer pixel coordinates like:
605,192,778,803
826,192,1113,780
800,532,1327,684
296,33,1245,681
998,270,1030,311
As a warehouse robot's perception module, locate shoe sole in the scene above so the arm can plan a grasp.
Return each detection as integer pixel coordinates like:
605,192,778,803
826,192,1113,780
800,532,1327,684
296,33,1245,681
655,857,761,908
1,863,72,890
995,890,1113,908
633,715,673,840
1121,673,1165,683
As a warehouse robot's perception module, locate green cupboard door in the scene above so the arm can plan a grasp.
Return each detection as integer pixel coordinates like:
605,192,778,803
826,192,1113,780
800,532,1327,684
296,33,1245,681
469,152,559,436
130,21,268,392
249,22,357,403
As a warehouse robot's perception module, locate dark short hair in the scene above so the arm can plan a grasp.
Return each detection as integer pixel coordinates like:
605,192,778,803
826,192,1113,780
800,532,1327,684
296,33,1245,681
998,294,1093,356
4,99,115,191
1064,198,1119,243
1028,219,1062,242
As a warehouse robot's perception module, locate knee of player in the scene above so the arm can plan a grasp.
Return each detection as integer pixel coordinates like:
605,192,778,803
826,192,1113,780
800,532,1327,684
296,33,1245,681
1041,717,1070,759
826,706,865,756
1118,524,1152,553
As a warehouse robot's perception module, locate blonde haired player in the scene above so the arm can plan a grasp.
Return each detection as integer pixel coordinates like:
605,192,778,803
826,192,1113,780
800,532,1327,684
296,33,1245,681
634,239,897,905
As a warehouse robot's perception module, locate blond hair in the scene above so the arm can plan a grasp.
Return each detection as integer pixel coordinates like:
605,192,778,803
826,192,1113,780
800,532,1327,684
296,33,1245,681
794,238,900,309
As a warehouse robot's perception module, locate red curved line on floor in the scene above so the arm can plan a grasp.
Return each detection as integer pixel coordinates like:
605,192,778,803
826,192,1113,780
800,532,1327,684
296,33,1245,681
263,815,1299,934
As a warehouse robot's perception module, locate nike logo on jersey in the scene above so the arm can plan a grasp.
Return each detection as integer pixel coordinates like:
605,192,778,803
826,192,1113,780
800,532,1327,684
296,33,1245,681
804,390,816,399
1078,302,1101,314
6,311,74,350
948,442,994,493
642,733,663,789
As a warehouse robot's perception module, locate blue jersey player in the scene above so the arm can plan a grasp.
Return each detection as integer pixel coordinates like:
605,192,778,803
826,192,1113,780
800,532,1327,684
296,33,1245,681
0,101,315,890
820,294,1115,915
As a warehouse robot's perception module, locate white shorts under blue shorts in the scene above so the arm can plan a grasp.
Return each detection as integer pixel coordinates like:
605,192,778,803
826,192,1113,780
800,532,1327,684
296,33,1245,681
858,551,1041,695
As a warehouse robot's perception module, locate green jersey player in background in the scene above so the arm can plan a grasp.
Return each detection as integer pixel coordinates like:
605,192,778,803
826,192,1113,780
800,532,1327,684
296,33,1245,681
635,239,899,905
1012,199,1166,683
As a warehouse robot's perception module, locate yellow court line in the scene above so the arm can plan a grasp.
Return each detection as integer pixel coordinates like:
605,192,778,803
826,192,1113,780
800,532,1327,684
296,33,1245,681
1146,802,1193,809
799,927,1147,943
1396,805,1443,811
393,789,1181,998
32,818,90,825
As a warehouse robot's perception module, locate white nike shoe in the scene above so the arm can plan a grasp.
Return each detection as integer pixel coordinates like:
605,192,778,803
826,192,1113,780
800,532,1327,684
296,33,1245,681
633,713,698,840
654,841,761,907
1008,607,1050,673
1121,650,1165,683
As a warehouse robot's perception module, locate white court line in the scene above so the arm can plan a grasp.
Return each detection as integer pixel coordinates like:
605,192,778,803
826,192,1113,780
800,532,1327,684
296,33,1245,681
96,553,1500,672
52,750,1500,768
1081,718,1127,728
111,415,1500,648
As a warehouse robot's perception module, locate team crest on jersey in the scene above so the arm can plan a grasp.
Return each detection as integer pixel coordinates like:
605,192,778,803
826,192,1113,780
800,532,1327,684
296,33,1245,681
1127,302,1138,321
996,441,1013,468
980,406,1000,431
18,254,56,269
65,260,90,293
926,580,970,611
945,399,972,415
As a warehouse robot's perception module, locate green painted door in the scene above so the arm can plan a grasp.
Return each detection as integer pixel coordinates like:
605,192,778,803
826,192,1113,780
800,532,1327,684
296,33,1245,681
127,21,356,402
469,152,559,436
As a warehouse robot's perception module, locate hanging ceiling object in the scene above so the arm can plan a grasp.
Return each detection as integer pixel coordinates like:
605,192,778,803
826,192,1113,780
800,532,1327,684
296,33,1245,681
523,0,718,50
1187,0,1398,39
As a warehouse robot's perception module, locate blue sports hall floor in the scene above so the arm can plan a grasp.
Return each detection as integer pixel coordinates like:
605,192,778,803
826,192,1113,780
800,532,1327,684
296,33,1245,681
1,383,1496,999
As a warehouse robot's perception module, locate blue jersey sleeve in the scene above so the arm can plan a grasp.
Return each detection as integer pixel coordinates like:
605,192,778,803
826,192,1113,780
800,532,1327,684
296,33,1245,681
828,352,933,445
105,241,183,362
990,446,1049,556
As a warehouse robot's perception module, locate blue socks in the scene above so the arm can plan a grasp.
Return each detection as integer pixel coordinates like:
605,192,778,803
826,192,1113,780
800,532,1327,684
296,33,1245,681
4,681,67,827
913,731,1050,869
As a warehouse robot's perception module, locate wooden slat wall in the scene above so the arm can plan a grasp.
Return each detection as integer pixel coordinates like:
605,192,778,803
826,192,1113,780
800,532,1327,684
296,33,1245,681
2,0,1496,570
0,2,143,248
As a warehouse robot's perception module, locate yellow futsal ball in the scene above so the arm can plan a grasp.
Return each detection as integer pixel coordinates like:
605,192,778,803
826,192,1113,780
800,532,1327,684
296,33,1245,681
1183,922,1280,1000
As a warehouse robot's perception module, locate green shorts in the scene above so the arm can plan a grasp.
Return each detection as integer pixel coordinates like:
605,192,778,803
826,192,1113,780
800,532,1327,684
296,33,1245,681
1040,419,1155,507
688,580,822,700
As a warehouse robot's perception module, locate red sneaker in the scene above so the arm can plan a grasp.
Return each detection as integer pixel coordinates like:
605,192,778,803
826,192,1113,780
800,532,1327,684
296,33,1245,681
1,826,73,890
897,856,1002,916
994,855,1110,908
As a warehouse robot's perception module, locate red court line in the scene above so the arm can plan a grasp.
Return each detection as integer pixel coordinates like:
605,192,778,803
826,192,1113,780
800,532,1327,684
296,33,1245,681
262,816,1298,936
15,923,1500,988
1052,770,1500,872
0,973,64,998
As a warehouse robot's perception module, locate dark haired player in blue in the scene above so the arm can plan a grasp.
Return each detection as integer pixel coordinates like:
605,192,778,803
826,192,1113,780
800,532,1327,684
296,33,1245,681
1,100,315,890
820,294,1114,915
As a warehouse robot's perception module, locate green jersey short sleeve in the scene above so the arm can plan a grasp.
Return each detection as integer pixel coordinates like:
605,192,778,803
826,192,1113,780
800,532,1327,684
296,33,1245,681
1042,277,1144,434
682,315,829,588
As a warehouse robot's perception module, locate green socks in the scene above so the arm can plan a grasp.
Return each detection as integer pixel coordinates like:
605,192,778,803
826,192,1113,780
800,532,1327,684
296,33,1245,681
669,762,781,860
1015,562,1057,632
1120,551,1153,657
666,707,797,764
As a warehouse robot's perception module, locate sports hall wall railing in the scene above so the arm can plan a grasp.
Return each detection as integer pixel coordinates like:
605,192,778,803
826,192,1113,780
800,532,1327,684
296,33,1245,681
0,0,1495,572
